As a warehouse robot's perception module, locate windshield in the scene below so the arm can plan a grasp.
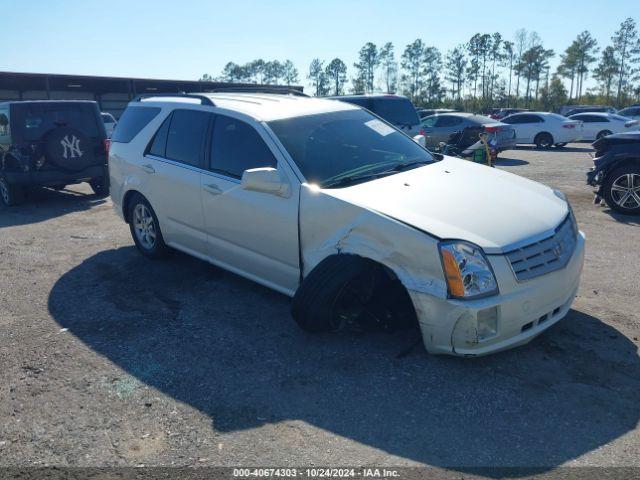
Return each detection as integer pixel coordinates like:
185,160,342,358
268,109,435,188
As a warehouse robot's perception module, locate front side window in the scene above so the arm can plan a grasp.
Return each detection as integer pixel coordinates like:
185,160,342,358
0,109,10,138
268,109,435,188
210,115,277,178
165,109,209,167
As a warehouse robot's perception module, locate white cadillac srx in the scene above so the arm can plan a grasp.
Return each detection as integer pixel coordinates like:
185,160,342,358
108,91,585,356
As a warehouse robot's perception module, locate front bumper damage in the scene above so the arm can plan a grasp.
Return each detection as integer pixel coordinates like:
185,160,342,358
409,232,585,356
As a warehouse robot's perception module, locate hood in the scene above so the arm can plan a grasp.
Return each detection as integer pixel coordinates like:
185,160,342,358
593,131,640,151
323,157,569,253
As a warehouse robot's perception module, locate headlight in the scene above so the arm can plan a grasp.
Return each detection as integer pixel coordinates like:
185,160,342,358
439,241,498,299
554,189,578,234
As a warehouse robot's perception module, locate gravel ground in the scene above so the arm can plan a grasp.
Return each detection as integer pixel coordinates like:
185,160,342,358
0,143,639,472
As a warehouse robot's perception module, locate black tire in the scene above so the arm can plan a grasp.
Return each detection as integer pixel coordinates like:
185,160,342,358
596,130,612,140
89,177,109,197
0,174,24,206
43,126,95,172
534,132,554,149
291,254,415,333
602,164,640,215
555,142,568,148
127,193,170,258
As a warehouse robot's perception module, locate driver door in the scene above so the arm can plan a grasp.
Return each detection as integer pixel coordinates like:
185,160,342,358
201,113,300,295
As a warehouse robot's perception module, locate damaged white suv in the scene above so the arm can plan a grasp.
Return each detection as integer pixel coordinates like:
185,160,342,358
109,91,585,356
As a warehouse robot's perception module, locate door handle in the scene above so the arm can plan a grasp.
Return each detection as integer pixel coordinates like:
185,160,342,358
141,163,155,174
203,183,223,195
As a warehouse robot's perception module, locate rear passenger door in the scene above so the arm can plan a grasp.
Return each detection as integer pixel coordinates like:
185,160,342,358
431,115,465,145
144,108,209,255
201,113,300,295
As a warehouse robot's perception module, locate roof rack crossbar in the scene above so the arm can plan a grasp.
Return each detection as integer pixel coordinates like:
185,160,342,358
207,86,308,97
132,92,215,106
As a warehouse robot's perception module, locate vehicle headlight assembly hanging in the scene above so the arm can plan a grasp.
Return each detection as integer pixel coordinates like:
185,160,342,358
439,241,499,299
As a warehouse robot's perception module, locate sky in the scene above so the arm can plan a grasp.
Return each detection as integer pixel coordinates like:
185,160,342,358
2,0,638,93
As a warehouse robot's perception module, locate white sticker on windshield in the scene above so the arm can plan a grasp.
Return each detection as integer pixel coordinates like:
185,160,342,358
365,119,395,136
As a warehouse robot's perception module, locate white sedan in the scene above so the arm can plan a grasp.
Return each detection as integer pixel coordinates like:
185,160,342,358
569,112,640,141
501,112,582,148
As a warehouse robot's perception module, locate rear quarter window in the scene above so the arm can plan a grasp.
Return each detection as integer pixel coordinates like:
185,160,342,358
112,106,161,143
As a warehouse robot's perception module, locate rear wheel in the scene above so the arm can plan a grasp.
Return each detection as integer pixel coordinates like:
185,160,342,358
596,130,613,140
603,164,640,215
127,194,170,258
534,132,554,149
0,175,24,206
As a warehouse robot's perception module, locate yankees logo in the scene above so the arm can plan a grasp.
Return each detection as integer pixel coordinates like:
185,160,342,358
60,135,83,159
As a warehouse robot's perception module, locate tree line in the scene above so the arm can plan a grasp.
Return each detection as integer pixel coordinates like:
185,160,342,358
200,17,640,111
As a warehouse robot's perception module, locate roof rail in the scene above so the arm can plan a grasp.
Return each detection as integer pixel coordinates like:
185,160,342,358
132,92,215,106
207,86,308,97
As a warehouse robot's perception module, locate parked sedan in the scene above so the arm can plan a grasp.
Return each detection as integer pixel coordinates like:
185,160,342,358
500,112,582,148
569,112,640,141
617,106,640,120
421,113,516,152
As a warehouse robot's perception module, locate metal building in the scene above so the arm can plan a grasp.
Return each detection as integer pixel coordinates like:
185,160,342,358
0,71,303,119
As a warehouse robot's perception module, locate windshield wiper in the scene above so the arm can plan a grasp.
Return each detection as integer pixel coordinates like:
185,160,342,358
321,171,395,188
385,159,431,172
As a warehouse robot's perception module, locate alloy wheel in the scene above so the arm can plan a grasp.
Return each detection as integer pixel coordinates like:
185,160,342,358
133,204,156,250
610,173,640,210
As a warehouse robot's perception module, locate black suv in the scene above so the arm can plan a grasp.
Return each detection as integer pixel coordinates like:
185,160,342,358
587,132,640,215
0,100,109,206
327,94,423,138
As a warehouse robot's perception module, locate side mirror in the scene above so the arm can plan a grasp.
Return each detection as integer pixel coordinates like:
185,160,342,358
241,167,290,197
413,134,426,147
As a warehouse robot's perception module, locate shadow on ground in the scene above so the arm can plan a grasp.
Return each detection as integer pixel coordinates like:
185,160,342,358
0,185,106,228
494,157,529,167
48,247,640,472
513,145,593,153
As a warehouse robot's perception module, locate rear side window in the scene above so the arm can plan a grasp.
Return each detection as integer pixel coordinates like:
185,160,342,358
147,114,172,157
210,115,276,178
12,103,101,141
434,116,463,127
370,98,420,126
165,109,209,167
112,106,160,143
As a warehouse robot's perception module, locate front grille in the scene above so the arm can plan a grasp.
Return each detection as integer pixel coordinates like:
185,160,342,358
506,214,577,281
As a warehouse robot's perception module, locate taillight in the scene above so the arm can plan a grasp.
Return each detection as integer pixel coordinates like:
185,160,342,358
419,128,426,136
104,138,111,155
483,125,499,133
562,123,576,129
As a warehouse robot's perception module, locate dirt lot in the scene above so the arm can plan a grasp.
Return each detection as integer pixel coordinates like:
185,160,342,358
1,143,639,471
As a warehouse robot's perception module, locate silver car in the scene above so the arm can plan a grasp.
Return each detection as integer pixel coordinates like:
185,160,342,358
421,113,517,151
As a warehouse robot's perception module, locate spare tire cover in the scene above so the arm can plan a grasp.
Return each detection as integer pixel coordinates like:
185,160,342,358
43,127,95,172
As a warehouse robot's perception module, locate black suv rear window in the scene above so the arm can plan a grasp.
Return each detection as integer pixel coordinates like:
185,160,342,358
112,106,160,143
370,98,420,127
12,103,101,142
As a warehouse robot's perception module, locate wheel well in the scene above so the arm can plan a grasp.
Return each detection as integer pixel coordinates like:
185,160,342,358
301,254,419,331
603,158,640,181
122,189,143,223
535,131,553,142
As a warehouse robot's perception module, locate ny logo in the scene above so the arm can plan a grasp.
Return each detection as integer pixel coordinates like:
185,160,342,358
60,135,83,159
